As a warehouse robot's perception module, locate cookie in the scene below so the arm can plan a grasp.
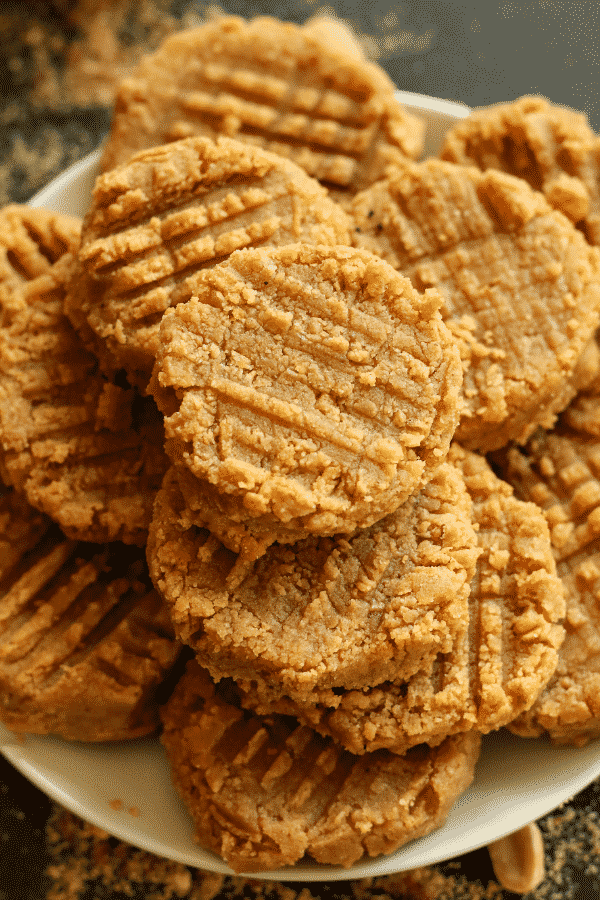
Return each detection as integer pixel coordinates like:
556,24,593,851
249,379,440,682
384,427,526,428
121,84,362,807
350,160,600,452
499,427,600,745
0,491,181,741
150,244,462,544
160,660,481,872
303,14,366,62
100,15,425,196
147,460,478,697
237,446,564,755
441,95,600,244
66,136,352,390
0,204,80,282
559,336,600,436
0,205,168,544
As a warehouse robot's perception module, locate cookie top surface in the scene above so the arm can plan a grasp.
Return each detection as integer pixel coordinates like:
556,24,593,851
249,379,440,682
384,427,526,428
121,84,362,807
150,243,462,535
237,445,564,754
500,427,600,745
0,491,180,741
441,95,600,245
0,204,80,283
147,460,478,696
100,16,425,193
350,159,600,452
0,205,168,545
67,135,351,390
160,660,481,872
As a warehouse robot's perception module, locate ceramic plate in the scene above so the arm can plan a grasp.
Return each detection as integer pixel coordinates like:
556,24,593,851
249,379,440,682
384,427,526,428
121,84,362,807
2,91,599,882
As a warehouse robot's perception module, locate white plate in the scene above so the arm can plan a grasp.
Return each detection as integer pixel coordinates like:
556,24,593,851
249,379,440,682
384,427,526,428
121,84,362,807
2,91,599,881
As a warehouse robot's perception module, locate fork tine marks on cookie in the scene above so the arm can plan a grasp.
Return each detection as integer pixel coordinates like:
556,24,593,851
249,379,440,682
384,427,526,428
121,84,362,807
160,660,481,872
0,490,181,742
99,16,425,192
68,136,351,391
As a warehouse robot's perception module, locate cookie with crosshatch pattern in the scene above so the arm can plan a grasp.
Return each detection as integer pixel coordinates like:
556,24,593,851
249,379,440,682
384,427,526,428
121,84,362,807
66,135,351,391
0,490,180,741
499,426,600,746
150,243,462,546
350,159,600,452
147,459,478,699
235,445,564,755
0,205,168,545
441,95,600,245
160,659,481,872
100,15,425,197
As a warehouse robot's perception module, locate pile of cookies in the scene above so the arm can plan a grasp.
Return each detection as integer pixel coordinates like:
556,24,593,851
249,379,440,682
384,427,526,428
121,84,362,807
2,13,600,874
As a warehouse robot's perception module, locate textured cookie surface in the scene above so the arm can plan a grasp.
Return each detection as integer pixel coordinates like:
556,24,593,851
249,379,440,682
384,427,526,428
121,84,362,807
500,427,600,745
100,15,425,194
0,491,180,741
151,244,462,539
147,461,478,696
238,445,564,754
67,135,351,389
441,95,600,245
160,660,481,872
350,160,600,451
0,205,167,544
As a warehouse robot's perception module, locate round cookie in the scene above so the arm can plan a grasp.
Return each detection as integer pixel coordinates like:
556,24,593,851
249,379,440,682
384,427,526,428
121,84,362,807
147,460,478,697
0,491,181,742
441,95,600,245
0,205,168,545
237,446,565,754
150,244,462,543
160,660,481,872
100,15,425,196
67,135,351,390
350,160,600,452
500,426,600,746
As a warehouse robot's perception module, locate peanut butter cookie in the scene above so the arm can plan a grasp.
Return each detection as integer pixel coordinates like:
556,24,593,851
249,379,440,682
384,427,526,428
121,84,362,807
237,446,564,754
0,205,167,545
350,160,600,451
441,95,600,245
67,135,351,390
500,427,600,745
100,15,425,196
147,460,478,697
160,660,481,872
0,491,181,741
150,244,462,543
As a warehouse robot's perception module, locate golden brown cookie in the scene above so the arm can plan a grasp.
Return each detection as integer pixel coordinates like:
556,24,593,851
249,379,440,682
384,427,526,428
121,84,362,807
0,491,181,741
0,205,168,544
441,95,600,244
147,460,478,698
499,427,600,745
100,15,425,196
237,446,564,754
303,14,366,62
150,243,462,544
350,160,600,452
559,335,600,436
160,660,481,872
0,204,80,282
67,135,352,390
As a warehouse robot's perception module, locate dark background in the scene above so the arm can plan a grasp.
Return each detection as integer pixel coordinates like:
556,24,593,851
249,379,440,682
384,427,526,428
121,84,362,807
1,1,600,897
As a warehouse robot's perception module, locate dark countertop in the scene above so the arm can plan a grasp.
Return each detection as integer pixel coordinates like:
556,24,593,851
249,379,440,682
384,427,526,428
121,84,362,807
1,3,600,898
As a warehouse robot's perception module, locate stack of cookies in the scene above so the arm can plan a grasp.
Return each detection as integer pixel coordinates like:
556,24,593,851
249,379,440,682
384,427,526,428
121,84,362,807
2,12,600,875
